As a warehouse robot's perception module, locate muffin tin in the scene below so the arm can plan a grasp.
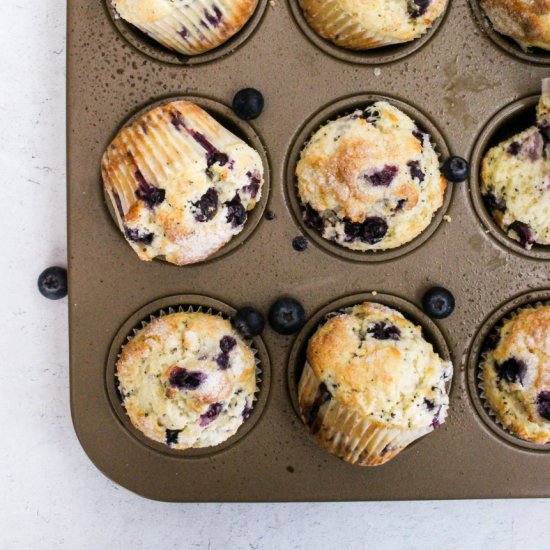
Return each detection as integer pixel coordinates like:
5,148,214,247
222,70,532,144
68,0,550,501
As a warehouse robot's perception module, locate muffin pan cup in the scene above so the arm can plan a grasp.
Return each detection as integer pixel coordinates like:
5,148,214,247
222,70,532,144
68,0,550,501
106,295,270,458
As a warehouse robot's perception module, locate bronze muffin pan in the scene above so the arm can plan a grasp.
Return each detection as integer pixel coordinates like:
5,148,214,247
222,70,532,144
68,0,550,501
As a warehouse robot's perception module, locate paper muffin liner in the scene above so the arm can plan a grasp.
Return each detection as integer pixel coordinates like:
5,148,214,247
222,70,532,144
116,304,262,450
298,0,434,50
477,300,550,445
103,101,241,227
115,0,258,56
298,362,433,466
102,100,264,266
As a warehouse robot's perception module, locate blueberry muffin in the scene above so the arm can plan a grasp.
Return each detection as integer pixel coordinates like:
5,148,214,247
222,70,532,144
296,101,447,251
102,100,264,266
111,0,258,56
298,302,453,466
481,304,550,444
481,87,550,249
298,0,447,50
116,310,258,449
480,0,550,51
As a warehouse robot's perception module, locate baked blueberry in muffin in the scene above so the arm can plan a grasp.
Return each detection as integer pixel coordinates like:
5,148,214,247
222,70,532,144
116,310,258,450
102,100,264,266
296,101,447,252
480,0,550,51
298,302,453,466
480,304,550,444
111,0,258,56
298,0,447,50
481,85,550,250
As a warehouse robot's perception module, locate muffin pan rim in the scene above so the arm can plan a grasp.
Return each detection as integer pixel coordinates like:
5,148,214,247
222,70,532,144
102,94,272,267
284,93,453,263
469,94,550,261
105,294,272,460
287,0,451,66
104,0,271,66
466,288,550,453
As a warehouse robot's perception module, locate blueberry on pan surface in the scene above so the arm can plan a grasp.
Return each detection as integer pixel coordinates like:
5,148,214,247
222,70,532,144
232,88,264,120
269,298,306,335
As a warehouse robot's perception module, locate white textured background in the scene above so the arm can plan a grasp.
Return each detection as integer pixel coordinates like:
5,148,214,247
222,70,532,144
1,1,549,549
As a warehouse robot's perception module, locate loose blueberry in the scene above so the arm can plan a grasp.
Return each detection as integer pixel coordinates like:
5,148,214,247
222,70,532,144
367,322,401,341
169,367,207,390
165,429,182,446
199,403,223,427
537,392,550,421
422,287,455,319
232,88,264,120
496,357,527,385
268,297,306,335
441,156,470,183
292,236,308,251
233,307,265,338
38,267,68,300
265,210,276,221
